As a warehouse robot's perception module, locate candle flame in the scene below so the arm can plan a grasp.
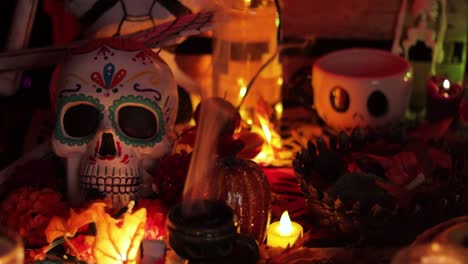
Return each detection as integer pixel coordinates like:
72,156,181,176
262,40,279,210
443,79,450,90
278,211,293,236
238,78,247,98
252,105,283,165
259,116,272,144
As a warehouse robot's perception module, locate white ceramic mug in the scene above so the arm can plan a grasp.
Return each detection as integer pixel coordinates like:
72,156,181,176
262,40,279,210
312,48,412,131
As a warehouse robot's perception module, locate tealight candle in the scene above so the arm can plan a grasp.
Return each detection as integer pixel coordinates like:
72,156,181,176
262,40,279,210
426,76,463,121
266,211,303,248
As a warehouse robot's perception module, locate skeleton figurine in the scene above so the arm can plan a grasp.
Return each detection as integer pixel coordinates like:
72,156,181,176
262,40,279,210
51,38,178,208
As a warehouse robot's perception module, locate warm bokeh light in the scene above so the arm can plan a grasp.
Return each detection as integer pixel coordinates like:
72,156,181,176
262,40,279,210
276,77,283,86
238,78,247,98
274,102,283,120
443,79,450,90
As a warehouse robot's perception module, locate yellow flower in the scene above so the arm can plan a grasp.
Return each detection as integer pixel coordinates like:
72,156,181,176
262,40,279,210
44,201,147,263
93,207,147,264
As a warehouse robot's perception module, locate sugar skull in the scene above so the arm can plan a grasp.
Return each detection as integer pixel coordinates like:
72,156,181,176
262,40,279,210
51,38,178,208
64,0,203,38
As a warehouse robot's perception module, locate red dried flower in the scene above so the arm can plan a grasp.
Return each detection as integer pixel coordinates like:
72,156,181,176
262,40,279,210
66,234,95,263
0,187,68,247
137,199,167,240
153,151,191,207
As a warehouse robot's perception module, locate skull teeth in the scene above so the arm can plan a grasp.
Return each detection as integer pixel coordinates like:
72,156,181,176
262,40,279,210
80,175,142,186
80,165,143,208
80,175,142,195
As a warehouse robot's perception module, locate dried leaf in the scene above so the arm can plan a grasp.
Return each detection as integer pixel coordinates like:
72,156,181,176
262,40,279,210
236,132,264,159
427,147,452,169
45,203,106,244
408,117,454,142
44,216,67,244
375,180,413,208
367,152,421,186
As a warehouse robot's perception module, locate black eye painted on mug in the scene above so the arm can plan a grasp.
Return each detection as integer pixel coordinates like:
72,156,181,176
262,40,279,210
329,86,350,112
367,90,388,117
63,104,100,138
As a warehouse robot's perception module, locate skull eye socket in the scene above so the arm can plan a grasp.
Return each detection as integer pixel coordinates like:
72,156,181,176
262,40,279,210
329,86,349,112
63,104,100,138
118,105,157,139
367,90,388,117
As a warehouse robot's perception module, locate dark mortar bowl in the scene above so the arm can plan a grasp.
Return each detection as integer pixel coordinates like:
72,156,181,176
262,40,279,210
166,199,239,262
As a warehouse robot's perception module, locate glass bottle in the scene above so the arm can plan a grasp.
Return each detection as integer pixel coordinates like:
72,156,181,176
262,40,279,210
212,0,281,121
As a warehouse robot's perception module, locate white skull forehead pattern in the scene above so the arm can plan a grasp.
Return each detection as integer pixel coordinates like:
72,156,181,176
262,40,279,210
51,39,178,207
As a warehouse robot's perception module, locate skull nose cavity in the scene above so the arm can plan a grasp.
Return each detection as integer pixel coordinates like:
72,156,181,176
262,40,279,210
98,133,117,157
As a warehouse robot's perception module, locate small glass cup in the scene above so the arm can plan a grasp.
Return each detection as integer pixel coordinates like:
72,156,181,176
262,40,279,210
0,228,24,264
391,243,468,264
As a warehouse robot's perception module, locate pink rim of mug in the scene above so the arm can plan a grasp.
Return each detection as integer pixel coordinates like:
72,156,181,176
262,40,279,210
313,48,411,80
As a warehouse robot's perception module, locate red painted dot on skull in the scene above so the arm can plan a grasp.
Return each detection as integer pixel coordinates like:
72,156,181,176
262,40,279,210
94,57,97,60
132,58,136,61
111,53,114,56
104,56,108,59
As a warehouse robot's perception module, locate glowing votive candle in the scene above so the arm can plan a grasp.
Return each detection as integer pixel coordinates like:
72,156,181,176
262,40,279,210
426,76,463,121
266,211,303,248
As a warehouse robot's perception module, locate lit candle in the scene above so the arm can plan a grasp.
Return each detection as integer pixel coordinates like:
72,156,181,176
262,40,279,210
426,76,463,121
266,211,303,248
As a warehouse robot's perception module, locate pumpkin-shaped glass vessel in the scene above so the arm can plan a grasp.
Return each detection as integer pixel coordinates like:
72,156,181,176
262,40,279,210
212,157,272,243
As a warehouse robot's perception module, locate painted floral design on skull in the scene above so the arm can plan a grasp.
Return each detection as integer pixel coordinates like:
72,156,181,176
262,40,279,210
51,38,178,208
